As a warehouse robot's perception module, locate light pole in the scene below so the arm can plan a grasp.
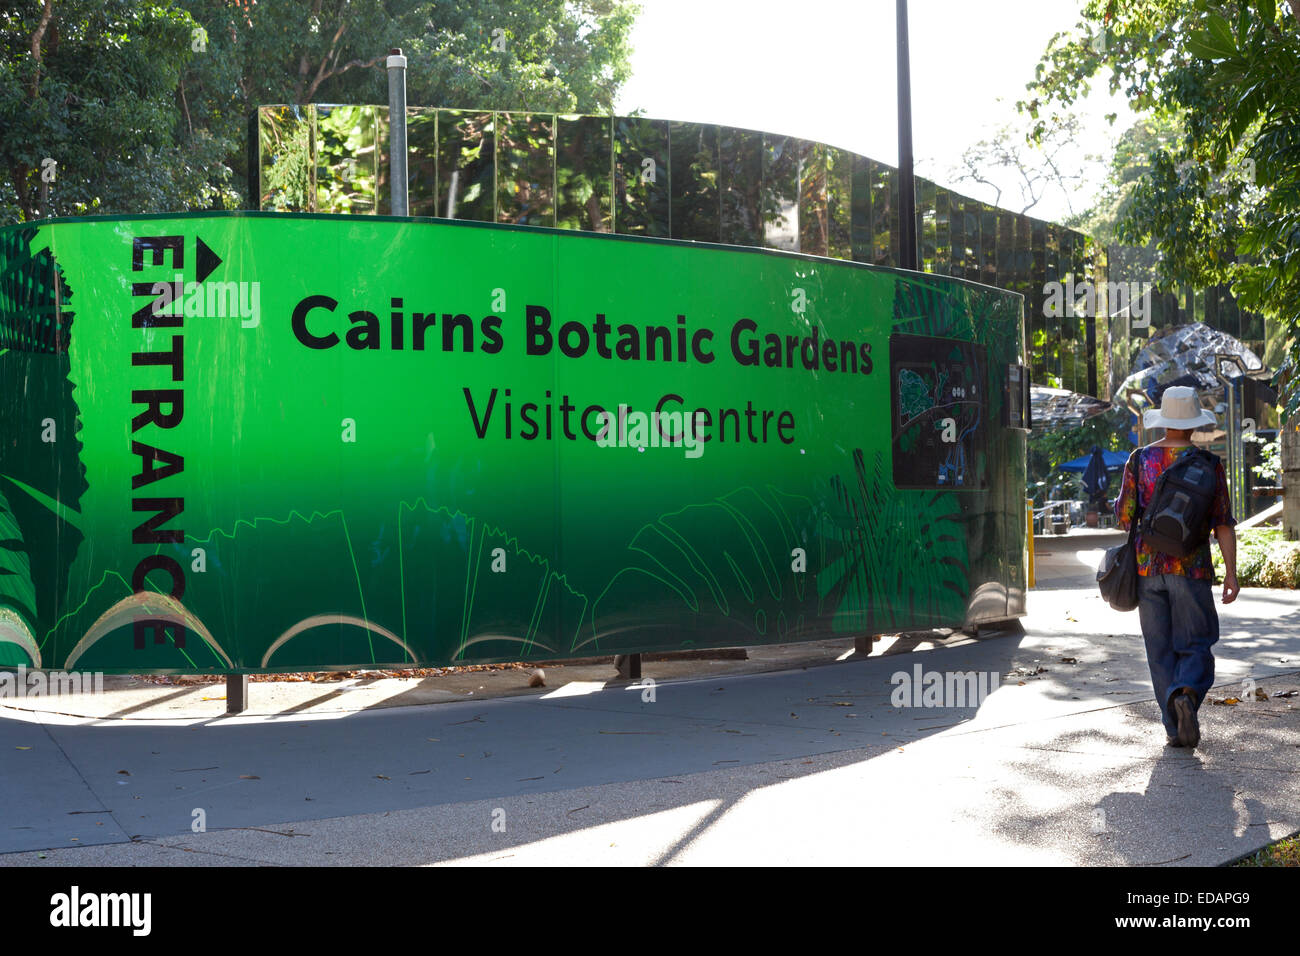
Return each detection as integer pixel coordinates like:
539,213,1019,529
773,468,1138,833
896,0,918,270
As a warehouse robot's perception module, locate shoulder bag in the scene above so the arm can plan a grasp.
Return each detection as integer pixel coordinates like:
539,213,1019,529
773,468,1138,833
1097,451,1143,612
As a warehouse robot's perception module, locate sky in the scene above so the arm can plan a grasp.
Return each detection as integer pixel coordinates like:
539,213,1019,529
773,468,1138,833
615,0,1138,224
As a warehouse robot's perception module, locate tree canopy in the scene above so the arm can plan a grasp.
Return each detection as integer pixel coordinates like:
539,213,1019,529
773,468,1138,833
1,0,639,222
1022,0,1300,416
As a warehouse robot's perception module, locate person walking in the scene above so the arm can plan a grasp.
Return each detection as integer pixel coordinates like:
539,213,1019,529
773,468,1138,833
1114,386,1238,749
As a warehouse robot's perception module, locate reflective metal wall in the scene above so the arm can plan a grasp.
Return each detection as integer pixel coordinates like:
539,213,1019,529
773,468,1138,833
252,104,1264,401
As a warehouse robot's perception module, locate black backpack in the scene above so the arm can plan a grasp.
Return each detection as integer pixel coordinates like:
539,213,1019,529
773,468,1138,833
1139,447,1221,557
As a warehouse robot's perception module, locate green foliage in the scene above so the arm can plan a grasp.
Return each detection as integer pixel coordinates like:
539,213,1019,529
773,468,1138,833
2,0,639,222
1245,430,1281,481
1211,527,1300,586
1022,1,1300,417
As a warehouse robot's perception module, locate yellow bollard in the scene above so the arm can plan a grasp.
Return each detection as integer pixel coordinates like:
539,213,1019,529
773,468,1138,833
1026,498,1036,588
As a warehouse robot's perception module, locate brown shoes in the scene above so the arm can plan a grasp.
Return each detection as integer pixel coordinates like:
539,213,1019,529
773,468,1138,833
1172,691,1201,749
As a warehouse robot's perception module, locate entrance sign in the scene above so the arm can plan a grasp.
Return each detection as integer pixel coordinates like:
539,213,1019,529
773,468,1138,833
0,213,1026,673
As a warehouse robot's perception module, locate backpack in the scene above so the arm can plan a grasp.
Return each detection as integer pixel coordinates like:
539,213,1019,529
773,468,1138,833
1139,447,1220,558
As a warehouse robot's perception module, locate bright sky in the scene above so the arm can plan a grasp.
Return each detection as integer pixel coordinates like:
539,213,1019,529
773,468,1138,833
615,0,1138,224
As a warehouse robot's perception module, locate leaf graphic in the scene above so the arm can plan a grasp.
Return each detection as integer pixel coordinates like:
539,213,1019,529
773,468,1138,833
0,484,37,626
588,486,821,651
819,450,969,633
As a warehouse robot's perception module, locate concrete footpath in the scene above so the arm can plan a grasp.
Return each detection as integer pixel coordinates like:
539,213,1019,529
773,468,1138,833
1,529,1297,866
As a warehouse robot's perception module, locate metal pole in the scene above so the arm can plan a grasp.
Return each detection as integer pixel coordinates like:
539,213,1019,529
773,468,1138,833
387,48,409,217
226,674,248,715
896,0,917,270
1213,353,1247,519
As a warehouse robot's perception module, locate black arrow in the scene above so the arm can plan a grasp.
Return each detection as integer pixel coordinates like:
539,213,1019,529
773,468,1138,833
195,236,222,284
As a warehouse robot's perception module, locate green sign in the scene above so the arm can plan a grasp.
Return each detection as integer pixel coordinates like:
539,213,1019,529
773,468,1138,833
0,213,1026,674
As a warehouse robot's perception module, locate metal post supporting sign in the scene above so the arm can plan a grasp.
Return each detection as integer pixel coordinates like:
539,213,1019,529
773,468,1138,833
387,48,409,217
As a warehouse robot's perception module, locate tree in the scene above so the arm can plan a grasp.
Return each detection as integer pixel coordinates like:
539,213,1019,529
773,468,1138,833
1022,0,1298,411
948,112,1109,220
0,0,226,221
1,0,640,222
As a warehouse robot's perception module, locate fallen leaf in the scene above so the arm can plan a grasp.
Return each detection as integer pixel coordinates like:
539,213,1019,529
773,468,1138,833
1060,657,1078,664
116,770,130,775
1254,688,1269,701
239,774,260,779
832,701,853,707
15,746,31,751
1213,697,1240,706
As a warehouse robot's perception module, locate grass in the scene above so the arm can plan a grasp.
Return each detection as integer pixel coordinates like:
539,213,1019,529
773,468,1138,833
1234,832,1300,867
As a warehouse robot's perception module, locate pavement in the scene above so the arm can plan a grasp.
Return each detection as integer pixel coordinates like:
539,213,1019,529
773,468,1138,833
1,527,1297,866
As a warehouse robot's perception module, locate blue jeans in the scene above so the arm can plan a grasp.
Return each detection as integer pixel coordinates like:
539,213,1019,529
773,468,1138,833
1137,573,1219,736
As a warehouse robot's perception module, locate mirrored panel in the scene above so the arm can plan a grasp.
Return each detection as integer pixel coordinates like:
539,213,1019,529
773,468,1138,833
996,210,1014,287
719,126,763,248
614,117,670,237
917,178,937,272
497,112,555,226
437,110,495,222
376,106,390,216
933,185,951,275
961,198,982,282
826,147,853,260
556,114,612,232
669,121,720,242
1031,219,1048,382
798,141,829,257
1044,224,1062,385
850,153,873,263
315,105,378,214
871,160,898,267
979,204,997,287
407,108,439,217
761,134,800,251
948,192,968,278
258,105,314,212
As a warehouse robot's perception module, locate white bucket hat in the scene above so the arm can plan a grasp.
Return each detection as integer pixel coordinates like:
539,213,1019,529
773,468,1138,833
1143,385,1217,430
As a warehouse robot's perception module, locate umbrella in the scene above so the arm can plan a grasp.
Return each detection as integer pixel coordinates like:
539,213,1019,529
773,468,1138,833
1080,446,1110,503
1057,449,1131,473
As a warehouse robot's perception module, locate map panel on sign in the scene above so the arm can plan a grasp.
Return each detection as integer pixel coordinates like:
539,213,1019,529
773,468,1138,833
890,334,988,489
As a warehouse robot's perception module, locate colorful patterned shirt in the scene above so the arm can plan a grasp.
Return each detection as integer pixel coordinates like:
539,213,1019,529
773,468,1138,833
1114,444,1235,579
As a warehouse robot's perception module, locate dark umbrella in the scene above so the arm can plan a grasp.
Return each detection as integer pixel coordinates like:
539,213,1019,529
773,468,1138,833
1081,445,1110,507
